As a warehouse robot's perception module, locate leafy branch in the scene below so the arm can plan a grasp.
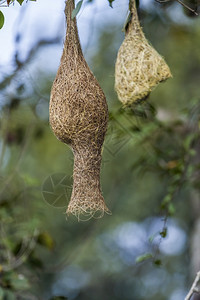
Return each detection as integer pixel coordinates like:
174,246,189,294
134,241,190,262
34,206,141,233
0,0,36,29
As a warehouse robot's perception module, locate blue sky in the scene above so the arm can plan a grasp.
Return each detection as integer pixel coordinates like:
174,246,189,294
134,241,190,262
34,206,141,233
0,0,193,79
0,0,129,67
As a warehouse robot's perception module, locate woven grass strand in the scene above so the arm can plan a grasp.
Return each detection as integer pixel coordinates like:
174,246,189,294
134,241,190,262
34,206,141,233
115,0,172,105
49,0,110,220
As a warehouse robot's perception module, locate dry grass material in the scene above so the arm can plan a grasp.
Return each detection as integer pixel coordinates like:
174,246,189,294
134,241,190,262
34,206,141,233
49,0,110,220
115,0,172,106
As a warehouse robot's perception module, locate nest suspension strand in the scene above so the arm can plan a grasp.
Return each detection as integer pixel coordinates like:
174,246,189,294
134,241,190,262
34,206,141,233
49,0,110,220
115,0,172,105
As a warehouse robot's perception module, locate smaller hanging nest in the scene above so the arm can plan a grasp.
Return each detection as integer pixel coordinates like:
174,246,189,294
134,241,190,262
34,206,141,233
115,0,172,105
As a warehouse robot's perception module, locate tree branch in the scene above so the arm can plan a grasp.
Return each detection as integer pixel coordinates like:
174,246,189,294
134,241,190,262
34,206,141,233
155,0,198,15
185,271,200,300
0,36,61,90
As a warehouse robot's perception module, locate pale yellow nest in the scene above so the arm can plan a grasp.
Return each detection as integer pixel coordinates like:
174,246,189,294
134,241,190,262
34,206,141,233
115,0,172,105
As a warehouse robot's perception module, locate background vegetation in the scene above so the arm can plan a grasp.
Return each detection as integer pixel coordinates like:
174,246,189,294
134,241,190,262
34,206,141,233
0,0,200,299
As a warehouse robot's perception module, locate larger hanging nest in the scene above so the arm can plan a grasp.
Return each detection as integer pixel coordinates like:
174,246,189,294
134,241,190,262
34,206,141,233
49,0,110,220
115,0,172,105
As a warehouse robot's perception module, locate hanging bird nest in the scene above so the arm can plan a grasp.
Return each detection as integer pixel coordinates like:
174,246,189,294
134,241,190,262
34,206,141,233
115,0,172,106
49,0,110,220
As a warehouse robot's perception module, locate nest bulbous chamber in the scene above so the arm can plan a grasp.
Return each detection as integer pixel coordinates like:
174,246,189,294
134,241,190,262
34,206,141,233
49,0,110,219
115,0,172,105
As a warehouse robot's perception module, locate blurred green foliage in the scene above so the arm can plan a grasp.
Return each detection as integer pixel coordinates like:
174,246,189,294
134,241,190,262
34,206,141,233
0,2,200,300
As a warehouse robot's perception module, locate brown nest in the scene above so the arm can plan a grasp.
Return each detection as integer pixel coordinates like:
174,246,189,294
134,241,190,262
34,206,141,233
49,0,110,220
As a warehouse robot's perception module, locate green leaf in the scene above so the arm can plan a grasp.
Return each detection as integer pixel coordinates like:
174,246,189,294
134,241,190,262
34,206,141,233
122,12,131,32
0,287,4,300
136,253,153,263
72,0,83,19
149,233,157,243
108,0,114,7
11,275,30,291
168,203,176,216
183,133,196,150
3,290,16,300
189,149,196,156
160,227,167,238
161,194,172,209
154,259,162,266
0,11,5,29
17,0,24,5
3,272,30,291
37,232,54,250
136,0,140,8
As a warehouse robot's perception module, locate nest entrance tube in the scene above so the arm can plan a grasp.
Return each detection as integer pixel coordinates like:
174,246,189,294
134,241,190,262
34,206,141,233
49,0,110,220
115,0,172,105
68,147,109,220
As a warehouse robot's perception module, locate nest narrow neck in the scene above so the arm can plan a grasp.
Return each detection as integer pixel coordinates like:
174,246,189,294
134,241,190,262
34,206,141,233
64,0,82,54
127,0,144,38
72,147,102,193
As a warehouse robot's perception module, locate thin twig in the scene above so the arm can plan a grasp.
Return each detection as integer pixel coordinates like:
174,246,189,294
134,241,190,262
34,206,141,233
155,0,171,3
176,0,198,15
155,0,198,16
185,271,200,300
0,37,61,90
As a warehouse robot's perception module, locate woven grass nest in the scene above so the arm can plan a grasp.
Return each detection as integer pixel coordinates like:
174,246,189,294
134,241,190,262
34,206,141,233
49,0,110,220
115,0,172,106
